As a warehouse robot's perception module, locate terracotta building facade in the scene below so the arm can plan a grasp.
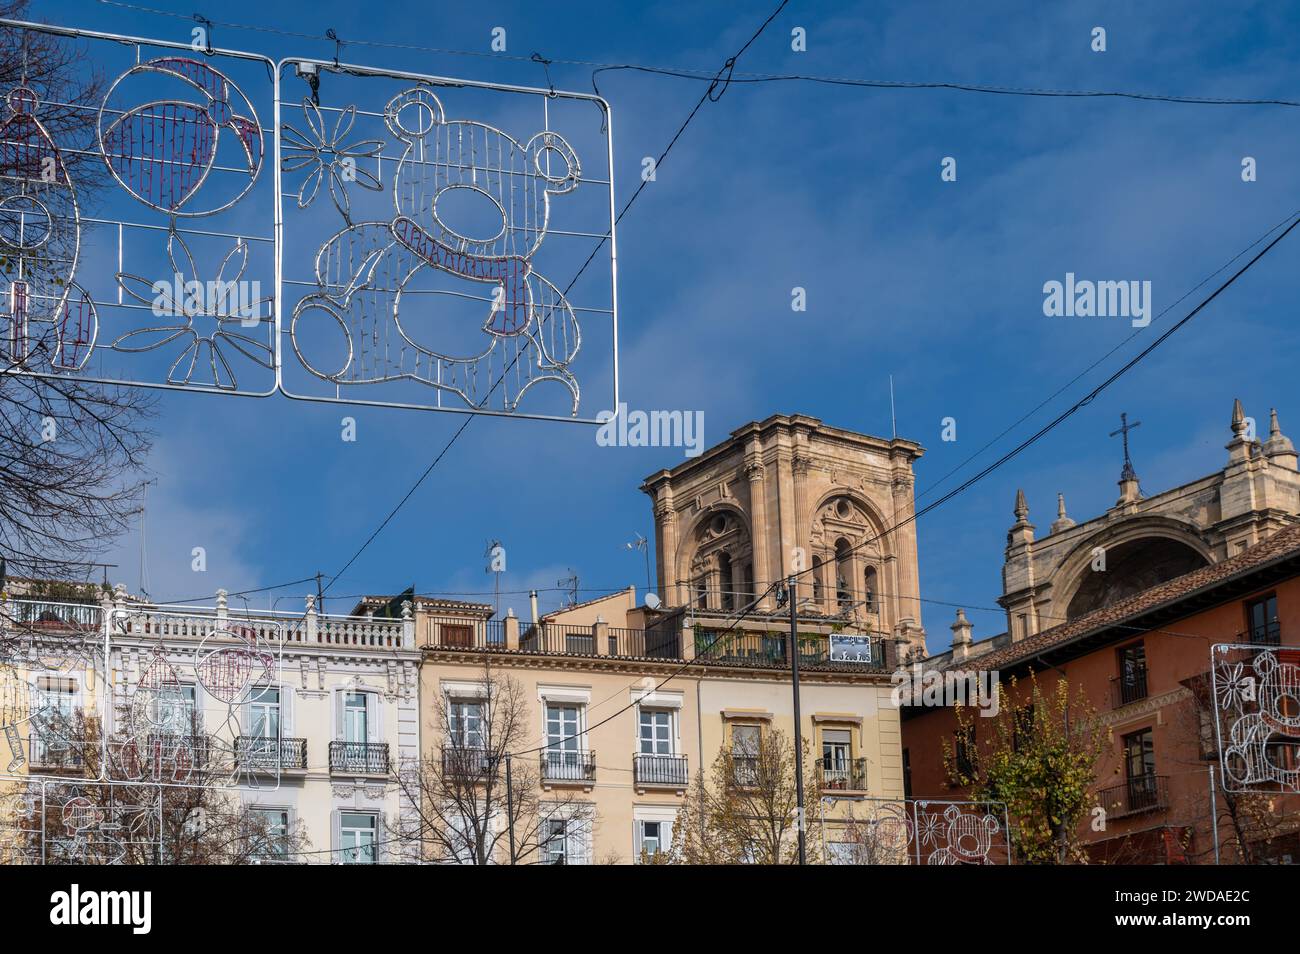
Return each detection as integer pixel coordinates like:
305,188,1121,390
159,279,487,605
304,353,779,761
903,402,1300,863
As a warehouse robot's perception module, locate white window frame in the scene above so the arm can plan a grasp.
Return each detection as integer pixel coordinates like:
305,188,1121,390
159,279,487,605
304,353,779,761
448,697,485,749
252,807,291,861
342,691,368,743
338,811,379,865
247,685,281,740
637,707,675,756
633,805,678,863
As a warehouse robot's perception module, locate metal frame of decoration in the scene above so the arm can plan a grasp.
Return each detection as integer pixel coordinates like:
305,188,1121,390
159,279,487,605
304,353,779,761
0,596,285,792
0,18,278,397
817,795,1012,865
0,778,164,865
1211,642,1300,794
0,17,619,423
106,604,286,790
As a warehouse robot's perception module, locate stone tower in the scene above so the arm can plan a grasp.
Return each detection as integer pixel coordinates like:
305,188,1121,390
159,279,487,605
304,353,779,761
999,400,1300,641
641,414,928,655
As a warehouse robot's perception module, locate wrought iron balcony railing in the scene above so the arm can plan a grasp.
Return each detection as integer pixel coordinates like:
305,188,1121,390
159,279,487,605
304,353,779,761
730,754,760,788
329,741,390,775
817,757,868,792
1097,774,1169,818
540,748,596,783
634,753,688,788
235,736,307,771
1111,669,1149,707
441,746,500,779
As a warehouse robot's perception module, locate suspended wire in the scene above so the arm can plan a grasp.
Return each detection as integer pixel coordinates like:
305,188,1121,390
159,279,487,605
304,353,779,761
92,0,1300,110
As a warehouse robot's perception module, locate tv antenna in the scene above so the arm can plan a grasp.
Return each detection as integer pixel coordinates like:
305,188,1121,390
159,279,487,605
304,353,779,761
625,533,653,595
557,570,579,608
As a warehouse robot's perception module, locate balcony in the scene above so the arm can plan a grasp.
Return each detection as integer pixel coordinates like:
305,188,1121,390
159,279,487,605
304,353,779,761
441,746,500,780
1097,774,1169,819
235,736,307,772
540,748,596,785
817,757,868,792
520,623,596,655
1111,669,1149,708
634,753,688,789
730,754,760,788
329,741,390,775
692,628,885,668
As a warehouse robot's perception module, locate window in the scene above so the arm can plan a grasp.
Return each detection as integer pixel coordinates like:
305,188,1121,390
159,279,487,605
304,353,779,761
732,723,760,756
253,808,289,861
1117,642,1148,705
449,699,484,749
813,557,825,604
863,566,878,613
821,728,852,789
1123,728,1155,780
827,841,860,865
639,821,662,858
902,748,912,798
248,687,280,739
718,552,734,612
544,703,583,778
343,692,368,743
731,723,760,786
339,812,377,864
31,676,77,766
954,726,976,777
1123,728,1157,810
1012,705,1035,753
1247,594,1280,645
639,709,672,755
543,818,568,865
835,538,853,608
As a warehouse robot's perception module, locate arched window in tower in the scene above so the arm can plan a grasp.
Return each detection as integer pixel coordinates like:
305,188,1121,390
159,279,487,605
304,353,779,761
743,562,754,604
695,577,707,609
718,552,734,612
813,556,825,604
835,538,853,609
864,566,878,613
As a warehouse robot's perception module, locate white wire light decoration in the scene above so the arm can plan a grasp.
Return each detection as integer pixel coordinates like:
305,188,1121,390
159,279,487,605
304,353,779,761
278,60,616,420
108,605,286,791
0,19,278,397
0,18,619,423
1211,642,1300,794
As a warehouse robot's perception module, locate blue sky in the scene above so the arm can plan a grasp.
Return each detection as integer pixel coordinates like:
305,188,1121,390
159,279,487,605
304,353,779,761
38,0,1300,650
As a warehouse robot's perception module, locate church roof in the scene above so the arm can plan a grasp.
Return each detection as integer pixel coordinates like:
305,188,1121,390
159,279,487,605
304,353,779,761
972,522,1300,673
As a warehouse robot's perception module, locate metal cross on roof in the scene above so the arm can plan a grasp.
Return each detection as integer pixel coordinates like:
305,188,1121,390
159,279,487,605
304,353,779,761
1109,412,1141,481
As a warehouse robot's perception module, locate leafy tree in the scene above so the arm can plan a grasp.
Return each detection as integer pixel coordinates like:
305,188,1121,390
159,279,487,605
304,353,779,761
945,674,1110,864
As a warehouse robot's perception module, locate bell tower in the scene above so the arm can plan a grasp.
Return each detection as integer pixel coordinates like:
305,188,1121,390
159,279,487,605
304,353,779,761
641,414,928,656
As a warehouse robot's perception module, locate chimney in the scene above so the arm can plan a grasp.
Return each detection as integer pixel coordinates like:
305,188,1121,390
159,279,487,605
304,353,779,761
529,589,539,624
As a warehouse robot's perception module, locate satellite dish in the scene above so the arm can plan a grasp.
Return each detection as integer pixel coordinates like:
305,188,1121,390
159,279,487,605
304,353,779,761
644,593,661,610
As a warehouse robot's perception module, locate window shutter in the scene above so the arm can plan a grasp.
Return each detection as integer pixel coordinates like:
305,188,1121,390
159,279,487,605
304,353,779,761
332,689,343,741
282,685,294,737
330,809,341,864
374,813,386,864
578,817,592,865
633,820,643,859
663,816,675,857
366,692,380,743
